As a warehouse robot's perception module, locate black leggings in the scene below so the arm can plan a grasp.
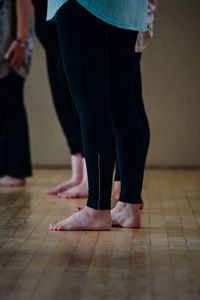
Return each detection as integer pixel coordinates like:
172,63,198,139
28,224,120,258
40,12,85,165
57,0,147,209
115,53,150,181
0,72,32,178
33,0,83,155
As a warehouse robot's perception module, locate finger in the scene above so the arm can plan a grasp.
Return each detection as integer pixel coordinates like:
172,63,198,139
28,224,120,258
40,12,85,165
10,53,24,70
14,61,20,70
14,57,23,70
10,56,18,70
4,43,16,59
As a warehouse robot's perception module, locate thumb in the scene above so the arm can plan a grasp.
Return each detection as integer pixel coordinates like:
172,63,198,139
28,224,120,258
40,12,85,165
4,41,16,59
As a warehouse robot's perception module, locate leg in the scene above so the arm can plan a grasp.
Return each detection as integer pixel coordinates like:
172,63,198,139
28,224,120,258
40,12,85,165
112,52,149,209
50,1,116,230
134,52,150,154
109,27,147,227
58,158,88,199
34,19,86,195
0,72,32,187
45,154,84,195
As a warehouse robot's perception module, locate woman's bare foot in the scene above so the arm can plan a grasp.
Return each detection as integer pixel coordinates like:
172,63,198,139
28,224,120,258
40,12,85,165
45,179,81,195
58,158,88,199
111,181,144,210
45,154,83,195
0,176,25,187
58,181,88,198
49,206,111,231
111,201,141,228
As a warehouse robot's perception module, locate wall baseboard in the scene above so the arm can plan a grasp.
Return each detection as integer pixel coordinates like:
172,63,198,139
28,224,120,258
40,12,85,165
33,164,200,170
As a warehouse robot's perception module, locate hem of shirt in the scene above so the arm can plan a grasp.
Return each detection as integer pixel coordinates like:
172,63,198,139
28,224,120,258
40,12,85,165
0,69,11,80
46,1,65,20
46,0,147,32
76,0,147,32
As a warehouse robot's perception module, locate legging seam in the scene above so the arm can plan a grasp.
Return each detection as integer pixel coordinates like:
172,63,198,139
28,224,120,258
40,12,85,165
97,154,101,209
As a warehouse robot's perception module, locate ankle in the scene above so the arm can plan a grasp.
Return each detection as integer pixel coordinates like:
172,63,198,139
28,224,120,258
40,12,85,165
113,181,121,194
115,201,140,212
71,154,83,183
85,206,111,216
70,176,82,184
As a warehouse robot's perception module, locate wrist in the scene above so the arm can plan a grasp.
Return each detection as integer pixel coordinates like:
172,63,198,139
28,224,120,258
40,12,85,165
15,39,27,48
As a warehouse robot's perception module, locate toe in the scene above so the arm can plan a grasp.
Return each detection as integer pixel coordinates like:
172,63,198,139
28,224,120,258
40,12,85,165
55,223,63,230
59,193,66,198
67,194,73,198
53,220,65,230
50,223,58,230
57,225,63,231
46,188,58,195
61,193,71,199
52,225,58,231
49,224,54,230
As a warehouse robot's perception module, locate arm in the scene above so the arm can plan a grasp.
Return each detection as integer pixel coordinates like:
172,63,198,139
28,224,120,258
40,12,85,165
16,0,33,43
146,0,157,38
5,0,33,70
135,0,157,52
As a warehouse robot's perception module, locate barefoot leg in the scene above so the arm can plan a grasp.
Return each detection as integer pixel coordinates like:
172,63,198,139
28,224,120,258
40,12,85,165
58,158,88,198
45,154,83,195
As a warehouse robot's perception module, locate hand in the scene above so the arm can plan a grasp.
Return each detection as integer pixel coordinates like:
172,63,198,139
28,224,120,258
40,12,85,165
4,40,26,70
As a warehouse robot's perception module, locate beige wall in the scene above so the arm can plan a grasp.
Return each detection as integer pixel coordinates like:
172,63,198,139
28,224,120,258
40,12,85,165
25,0,200,168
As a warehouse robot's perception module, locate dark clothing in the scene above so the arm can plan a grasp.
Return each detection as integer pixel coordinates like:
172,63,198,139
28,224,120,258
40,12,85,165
115,52,150,181
57,0,147,209
0,0,33,79
32,0,47,21
0,72,32,177
32,0,83,155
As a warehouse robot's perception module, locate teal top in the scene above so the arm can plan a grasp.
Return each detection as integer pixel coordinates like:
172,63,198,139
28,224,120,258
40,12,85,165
47,0,148,32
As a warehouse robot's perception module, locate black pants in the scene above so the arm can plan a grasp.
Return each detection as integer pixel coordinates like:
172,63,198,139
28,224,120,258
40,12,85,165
115,53,150,181
33,0,83,155
57,0,147,209
0,72,32,178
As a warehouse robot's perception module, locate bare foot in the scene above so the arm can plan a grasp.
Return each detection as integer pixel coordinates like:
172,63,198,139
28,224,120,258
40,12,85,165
45,154,83,195
58,157,88,199
111,181,144,210
0,176,25,187
49,206,111,231
58,181,88,199
45,179,81,195
111,201,141,228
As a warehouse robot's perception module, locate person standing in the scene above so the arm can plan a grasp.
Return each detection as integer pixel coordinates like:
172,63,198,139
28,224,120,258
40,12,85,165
112,0,157,206
0,0,33,187
47,0,148,230
32,0,88,199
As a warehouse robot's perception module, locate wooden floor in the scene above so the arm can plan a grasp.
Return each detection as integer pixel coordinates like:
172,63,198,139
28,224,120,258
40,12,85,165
0,169,200,300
